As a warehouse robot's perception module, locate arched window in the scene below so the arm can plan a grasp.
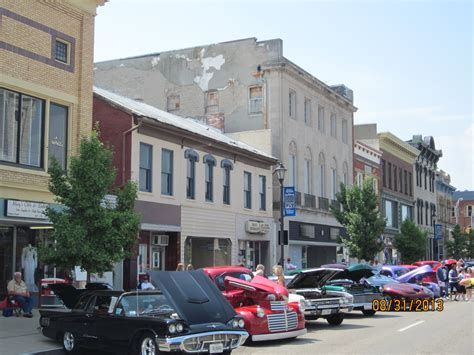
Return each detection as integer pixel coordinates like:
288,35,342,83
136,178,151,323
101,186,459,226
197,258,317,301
185,149,199,199
331,157,338,200
288,141,297,188
304,146,312,194
203,154,216,201
319,152,325,198
221,159,233,204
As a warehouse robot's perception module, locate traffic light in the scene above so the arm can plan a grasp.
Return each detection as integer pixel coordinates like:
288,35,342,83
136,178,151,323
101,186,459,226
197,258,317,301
278,230,289,245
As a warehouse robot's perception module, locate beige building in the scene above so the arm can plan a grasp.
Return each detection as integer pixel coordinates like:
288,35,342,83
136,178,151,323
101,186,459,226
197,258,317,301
0,0,105,295
94,37,357,268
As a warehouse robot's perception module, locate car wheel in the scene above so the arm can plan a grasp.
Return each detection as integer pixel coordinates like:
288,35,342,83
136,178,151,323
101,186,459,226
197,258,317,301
62,331,80,354
326,314,344,326
138,332,159,355
362,309,376,316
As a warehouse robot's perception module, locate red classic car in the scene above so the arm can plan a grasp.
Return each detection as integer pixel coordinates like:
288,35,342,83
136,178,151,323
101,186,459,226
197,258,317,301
412,260,441,271
203,266,306,342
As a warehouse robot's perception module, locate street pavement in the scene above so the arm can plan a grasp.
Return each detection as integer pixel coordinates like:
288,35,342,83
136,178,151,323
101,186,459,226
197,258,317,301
1,300,472,355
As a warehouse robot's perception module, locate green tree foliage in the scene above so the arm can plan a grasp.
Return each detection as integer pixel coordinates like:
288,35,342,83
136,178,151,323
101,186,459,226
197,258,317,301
39,131,140,278
330,178,386,261
446,225,469,259
393,219,427,264
467,229,474,259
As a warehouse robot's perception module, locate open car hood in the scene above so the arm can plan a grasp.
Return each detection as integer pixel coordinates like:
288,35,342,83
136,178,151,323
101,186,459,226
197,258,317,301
286,268,342,289
396,265,432,283
332,264,375,282
150,270,236,325
48,284,87,309
224,275,289,298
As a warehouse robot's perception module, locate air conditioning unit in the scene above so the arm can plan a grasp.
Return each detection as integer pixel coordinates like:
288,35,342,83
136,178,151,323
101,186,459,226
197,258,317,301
245,221,261,234
152,234,169,246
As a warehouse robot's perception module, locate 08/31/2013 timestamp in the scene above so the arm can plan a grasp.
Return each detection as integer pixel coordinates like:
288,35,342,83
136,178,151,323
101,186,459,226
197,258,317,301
372,299,444,312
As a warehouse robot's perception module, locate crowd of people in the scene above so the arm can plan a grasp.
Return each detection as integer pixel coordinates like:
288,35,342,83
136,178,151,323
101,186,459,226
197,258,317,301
436,260,472,301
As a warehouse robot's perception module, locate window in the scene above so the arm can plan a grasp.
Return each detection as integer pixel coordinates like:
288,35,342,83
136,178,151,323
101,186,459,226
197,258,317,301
331,168,337,199
466,205,473,217
381,159,386,187
249,86,263,114
48,103,68,170
404,170,408,195
425,202,429,226
244,172,252,209
388,162,392,189
385,200,397,228
318,106,325,132
330,113,337,138
139,143,152,192
204,155,216,202
288,154,296,188
289,90,296,118
167,95,180,112
161,149,173,195
304,159,311,194
320,164,325,197
259,175,266,211
0,89,44,168
221,159,233,205
304,99,311,125
356,172,363,188
300,224,314,238
399,169,403,193
205,91,219,113
341,119,348,144
393,166,398,192
185,149,199,199
408,172,412,196
54,39,69,63
401,205,412,221
424,168,427,190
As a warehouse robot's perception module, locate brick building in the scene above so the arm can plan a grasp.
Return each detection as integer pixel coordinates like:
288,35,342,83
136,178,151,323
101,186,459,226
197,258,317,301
452,190,474,233
0,0,105,299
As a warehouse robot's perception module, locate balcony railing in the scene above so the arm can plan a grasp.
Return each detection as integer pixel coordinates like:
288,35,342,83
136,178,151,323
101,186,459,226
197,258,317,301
318,197,329,211
304,194,316,208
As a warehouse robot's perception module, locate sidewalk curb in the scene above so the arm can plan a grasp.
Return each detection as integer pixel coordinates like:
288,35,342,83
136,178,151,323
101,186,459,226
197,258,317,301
20,349,64,355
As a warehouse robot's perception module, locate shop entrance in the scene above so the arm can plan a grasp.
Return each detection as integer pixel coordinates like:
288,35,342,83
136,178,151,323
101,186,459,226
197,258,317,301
238,240,269,271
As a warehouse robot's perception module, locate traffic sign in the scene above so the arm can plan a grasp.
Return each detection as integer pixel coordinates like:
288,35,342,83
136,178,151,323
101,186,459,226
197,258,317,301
434,224,443,240
284,186,296,216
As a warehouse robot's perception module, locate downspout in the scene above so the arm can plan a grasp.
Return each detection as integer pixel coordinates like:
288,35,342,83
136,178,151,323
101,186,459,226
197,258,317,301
122,117,142,186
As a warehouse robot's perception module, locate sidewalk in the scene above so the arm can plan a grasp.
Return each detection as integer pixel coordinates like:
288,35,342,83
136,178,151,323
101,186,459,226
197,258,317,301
0,309,63,355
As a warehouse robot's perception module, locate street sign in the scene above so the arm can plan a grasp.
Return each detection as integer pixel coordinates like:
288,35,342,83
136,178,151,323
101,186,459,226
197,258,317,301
283,186,296,216
434,224,443,240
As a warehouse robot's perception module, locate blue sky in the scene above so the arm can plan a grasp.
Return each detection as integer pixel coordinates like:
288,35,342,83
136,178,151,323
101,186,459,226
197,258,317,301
94,0,473,190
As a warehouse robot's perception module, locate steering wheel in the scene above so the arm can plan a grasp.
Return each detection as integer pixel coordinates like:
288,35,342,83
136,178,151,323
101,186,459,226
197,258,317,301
157,304,173,311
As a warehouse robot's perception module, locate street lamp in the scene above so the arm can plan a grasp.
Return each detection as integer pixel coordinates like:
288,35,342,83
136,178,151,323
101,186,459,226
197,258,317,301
273,162,287,266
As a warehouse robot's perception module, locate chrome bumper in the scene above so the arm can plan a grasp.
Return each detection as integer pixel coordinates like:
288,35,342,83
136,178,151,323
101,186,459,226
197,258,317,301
252,328,307,342
304,305,353,316
157,330,248,353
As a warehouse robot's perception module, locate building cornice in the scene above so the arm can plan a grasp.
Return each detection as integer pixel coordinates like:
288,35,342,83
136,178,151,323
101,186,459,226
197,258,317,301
379,132,419,163
63,0,106,15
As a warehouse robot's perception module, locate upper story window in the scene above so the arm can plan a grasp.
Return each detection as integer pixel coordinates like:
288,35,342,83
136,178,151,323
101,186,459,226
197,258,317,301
249,86,263,114
318,106,325,133
381,159,386,187
331,168,337,200
205,91,219,114
304,99,311,126
356,172,363,188
319,152,326,198
466,205,473,217
54,39,70,64
289,89,296,119
288,154,296,188
184,149,199,200
387,162,392,189
304,159,312,194
48,103,68,170
399,169,403,193
161,149,173,196
330,113,337,138
393,165,398,192
0,88,44,168
341,119,348,144
259,175,266,211
244,171,252,209
404,170,408,195
204,154,217,202
139,143,152,192
221,159,233,205
167,95,180,112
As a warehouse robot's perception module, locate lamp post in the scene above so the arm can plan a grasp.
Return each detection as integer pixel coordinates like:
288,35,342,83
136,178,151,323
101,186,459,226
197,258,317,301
273,163,287,266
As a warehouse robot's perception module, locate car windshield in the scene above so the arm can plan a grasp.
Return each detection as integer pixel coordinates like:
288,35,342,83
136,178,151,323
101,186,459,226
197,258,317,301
394,268,410,277
116,293,176,317
369,274,400,284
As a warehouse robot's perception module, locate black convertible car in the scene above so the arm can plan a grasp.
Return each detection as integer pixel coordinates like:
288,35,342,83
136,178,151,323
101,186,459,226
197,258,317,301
39,271,248,354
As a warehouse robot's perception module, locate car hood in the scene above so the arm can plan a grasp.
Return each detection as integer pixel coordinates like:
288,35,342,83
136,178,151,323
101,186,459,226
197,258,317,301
382,282,429,295
287,268,342,289
150,270,236,325
332,264,375,282
366,274,400,287
396,265,432,283
48,284,87,309
224,274,289,298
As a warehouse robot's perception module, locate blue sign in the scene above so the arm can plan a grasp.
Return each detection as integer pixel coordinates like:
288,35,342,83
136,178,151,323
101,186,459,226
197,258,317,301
284,186,296,217
435,224,443,240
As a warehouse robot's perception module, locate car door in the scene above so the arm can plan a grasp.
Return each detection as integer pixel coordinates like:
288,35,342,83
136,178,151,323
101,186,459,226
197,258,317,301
61,294,97,348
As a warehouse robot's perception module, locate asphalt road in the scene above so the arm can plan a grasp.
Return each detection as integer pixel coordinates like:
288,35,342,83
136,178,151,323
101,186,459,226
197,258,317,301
234,299,473,355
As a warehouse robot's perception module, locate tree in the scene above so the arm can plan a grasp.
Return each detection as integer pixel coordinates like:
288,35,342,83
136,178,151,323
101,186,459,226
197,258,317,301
393,219,427,264
39,131,140,280
467,229,474,259
330,178,386,261
446,225,469,259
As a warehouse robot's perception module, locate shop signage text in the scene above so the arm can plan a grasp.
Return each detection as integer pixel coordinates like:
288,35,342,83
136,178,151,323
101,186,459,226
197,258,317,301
245,221,271,234
5,200,48,219
284,186,296,217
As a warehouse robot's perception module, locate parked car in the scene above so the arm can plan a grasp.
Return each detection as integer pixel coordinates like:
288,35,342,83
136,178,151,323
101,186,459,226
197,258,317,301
412,260,441,270
324,264,384,316
396,265,440,297
39,271,248,354
286,268,353,325
380,265,418,278
203,266,306,342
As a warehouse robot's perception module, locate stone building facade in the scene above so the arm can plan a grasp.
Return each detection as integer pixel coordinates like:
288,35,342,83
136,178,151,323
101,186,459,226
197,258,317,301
0,0,105,300
93,37,357,268
435,170,456,259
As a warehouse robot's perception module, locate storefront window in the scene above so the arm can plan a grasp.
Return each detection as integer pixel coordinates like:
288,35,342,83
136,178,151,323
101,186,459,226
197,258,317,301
184,237,231,269
0,226,14,291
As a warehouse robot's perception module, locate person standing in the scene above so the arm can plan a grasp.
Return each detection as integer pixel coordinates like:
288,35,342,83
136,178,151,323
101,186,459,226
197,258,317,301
436,261,448,300
186,264,194,271
176,263,185,271
284,257,297,273
272,265,286,288
448,264,459,301
254,264,266,277
7,272,34,317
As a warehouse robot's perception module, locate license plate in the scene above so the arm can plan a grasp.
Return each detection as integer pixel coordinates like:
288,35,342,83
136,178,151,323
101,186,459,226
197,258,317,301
364,304,372,310
209,343,224,354
321,309,332,315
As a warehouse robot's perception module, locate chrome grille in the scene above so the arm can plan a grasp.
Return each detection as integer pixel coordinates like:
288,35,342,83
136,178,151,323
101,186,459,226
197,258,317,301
182,333,241,352
267,311,298,332
270,301,287,311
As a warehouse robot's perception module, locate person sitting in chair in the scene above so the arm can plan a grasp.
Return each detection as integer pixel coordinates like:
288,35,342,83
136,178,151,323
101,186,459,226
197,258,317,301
7,272,33,318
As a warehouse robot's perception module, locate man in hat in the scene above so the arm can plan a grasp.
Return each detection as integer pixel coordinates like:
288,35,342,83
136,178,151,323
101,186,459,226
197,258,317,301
436,261,449,300
7,272,34,317
284,257,297,272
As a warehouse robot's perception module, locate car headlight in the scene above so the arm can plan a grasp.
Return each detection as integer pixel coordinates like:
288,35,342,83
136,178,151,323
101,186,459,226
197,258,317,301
299,301,306,312
266,294,276,301
256,306,265,318
238,319,245,328
176,323,184,333
339,298,344,304
232,319,239,328
168,324,176,334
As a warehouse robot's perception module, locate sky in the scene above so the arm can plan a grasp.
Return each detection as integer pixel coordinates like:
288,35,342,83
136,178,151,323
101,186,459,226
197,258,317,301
94,0,473,191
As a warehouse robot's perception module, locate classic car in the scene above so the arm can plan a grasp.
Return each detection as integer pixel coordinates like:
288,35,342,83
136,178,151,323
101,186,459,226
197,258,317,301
39,271,248,354
286,268,353,325
412,260,441,270
380,265,417,278
324,264,384,316
203,266,306,342
396,265,440,297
